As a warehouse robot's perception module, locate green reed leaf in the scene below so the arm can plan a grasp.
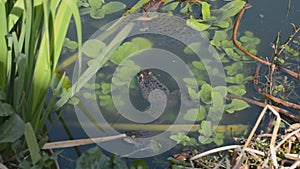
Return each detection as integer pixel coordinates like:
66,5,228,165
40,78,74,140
0,2,8,89
24,123,41,164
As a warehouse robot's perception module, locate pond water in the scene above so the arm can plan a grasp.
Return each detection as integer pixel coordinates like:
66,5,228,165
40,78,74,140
49,0,300,168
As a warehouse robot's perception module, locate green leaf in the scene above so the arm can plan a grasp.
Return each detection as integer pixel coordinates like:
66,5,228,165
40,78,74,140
225,62,243,76
76,146,127,169
112,77,127,86
198,135,212,144
214,20,230,28
101,83,111,94
90,8,105,19
224,48,235,57
170,132,199,146
213,31,227,42
88,0,102,9
77,1,90,7
225,99,250,114
227,85,246,96
161,1,179,11
180,3,190,13
221,40,233,48
82,39,106,58
240,36,249,43
130,159,149,169
69,97,80,105
131,37,153,49
187,87,198,101
55,21,135,109
64,38,78,50
198,120,214,144
191,61,205,70
99,95,113,107
244,31,253,37
187,18,211,31
219,0,246,18
183,107,206,121
183,78,197,86
170,132,185,144
0,90,5,101
198,84,212,104
201,2,211,20
275,84,284,92
124,0,148,14
226,74,247,84
24,123,41,164
211,91,224,113
210,39,221,47
198,106,206,121
106,37,150,65
83,92,94,99
0,102,15,117
213,86,227,98
213,132,224,146
213,137,224,146
113,61,140,81
102,2,126,14
0,114,25,143
184,42,201,54
252,37,261,45
199,120,213,136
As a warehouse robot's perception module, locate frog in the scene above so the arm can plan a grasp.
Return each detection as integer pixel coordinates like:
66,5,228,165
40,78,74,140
136,69,180,120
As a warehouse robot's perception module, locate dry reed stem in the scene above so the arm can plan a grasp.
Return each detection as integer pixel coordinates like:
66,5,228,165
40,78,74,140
42,134,127,149
276,127,300,149
233,105,268,168
289,161,300,169
190,145,242,160
233,105,281,168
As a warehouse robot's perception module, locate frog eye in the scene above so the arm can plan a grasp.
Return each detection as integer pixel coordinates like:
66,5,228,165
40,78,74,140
138,73,144,80
147,70,153,75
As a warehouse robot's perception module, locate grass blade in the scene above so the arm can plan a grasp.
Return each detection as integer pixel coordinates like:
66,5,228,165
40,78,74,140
52,0,72,70
0,2,8,89
24,123,41,164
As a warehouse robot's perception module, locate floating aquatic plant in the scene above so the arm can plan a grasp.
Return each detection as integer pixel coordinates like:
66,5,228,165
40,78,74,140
79,0,126,19
187,0,246,31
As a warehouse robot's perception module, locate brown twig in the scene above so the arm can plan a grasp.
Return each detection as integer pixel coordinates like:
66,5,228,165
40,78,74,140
277,23,300,57
252,56,300,112
262,93,300,111
233,4,300,78
253,63,261,91
227,93,300,122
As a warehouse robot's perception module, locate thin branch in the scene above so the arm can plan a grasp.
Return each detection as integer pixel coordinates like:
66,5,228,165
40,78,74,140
232,4,300,78
227,93,300,122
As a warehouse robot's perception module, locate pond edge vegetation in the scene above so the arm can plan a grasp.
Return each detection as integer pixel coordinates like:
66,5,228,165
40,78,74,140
1,0,300,168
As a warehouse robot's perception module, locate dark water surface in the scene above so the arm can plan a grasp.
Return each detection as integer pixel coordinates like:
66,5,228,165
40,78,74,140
49,0,300,168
